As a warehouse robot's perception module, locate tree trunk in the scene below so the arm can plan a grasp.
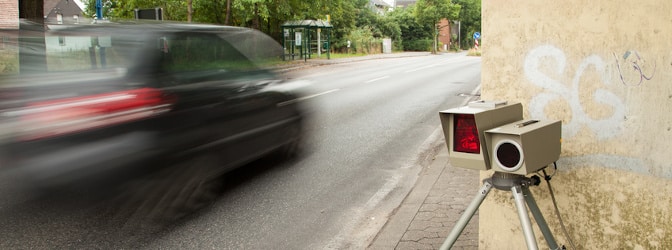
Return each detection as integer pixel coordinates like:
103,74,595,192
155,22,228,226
225,0,232,25
187,0,193,22
252,3,259,30
19,0,43,22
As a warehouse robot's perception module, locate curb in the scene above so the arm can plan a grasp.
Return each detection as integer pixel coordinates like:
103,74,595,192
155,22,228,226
367,144,451,250
274,52,433,72
367,87,482,249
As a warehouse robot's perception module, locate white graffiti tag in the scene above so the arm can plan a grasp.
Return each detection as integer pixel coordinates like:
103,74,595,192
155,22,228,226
524,45,626,140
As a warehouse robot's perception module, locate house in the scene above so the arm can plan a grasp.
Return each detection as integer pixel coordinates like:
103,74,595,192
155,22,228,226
44,0,85,24
0,0,85,74
394,0,416,8
370,0,393,15
0,1,20,29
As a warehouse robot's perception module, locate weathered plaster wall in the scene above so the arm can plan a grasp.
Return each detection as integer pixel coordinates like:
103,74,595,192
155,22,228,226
479,0,672,249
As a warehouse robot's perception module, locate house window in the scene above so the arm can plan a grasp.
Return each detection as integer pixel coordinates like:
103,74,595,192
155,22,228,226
59,36,66,46
73,15,79,24
57,13,63,24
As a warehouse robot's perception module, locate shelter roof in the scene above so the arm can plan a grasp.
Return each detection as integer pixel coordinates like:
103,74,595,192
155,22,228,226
281,20,333,28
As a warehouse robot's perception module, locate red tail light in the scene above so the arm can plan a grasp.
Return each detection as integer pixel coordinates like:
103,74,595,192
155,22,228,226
453,114,480,154
16,88,174,140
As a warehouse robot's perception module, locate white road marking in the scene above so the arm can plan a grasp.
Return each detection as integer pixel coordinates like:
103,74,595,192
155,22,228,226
364,76,390,83
404,56,478,73
277,89,340,106
405,64,435,73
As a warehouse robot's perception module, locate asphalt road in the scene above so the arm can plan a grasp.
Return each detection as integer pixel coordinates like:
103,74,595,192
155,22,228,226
0,53,481,249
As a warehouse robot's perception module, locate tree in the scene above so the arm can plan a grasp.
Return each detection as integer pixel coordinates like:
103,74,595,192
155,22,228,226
387,6,429,51
453,0,481,49
187,0,193,22
414,0,460,54
79,0,381,53
225,0,232,25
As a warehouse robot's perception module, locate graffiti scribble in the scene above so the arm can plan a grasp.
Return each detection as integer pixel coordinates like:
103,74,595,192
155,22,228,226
613,50,656,86
524,45,626,140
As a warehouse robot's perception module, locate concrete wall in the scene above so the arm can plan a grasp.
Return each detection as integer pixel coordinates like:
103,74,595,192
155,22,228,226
479,0,672,249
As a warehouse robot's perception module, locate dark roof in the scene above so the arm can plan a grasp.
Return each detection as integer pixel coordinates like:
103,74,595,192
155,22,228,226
281,20,333,28
44,0,83,18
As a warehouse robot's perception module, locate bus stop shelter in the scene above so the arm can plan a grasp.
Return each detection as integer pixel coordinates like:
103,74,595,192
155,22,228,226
281,20,333,61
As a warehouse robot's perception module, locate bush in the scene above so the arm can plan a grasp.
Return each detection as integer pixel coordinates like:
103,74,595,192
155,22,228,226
402,39,432,51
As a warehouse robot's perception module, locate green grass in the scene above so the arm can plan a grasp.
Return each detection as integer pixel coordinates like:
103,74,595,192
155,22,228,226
321,52,370,59
0,52,19,74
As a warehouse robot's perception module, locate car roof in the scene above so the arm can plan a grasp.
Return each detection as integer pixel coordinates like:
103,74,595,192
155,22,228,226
46,20,251,35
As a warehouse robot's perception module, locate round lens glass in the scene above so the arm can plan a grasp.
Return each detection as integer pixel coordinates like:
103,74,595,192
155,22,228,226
496,142,521,169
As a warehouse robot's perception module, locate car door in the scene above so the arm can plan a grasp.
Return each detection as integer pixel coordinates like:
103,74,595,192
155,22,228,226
153,31,288,170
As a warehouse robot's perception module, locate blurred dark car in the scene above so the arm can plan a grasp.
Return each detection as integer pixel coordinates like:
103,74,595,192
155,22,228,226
0,21,307,209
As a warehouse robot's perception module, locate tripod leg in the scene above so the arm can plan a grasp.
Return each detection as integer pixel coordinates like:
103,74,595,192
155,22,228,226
439,180,493,250
512,185,539,250
522,187,560,249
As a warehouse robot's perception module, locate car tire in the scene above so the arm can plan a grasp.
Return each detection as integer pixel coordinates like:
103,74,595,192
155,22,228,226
277,123,303,160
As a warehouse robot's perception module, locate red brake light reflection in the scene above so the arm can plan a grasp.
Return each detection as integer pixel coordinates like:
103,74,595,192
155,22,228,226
453,114,480,154
17,88,173,141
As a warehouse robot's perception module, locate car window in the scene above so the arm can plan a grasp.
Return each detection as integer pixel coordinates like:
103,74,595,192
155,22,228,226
159,33,256,74
44,35,141,72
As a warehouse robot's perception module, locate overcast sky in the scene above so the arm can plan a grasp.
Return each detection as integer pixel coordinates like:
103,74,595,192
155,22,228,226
73,0,86,10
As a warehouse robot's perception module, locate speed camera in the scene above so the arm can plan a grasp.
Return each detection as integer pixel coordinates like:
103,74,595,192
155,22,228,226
439,101,523,171
484,119,561,175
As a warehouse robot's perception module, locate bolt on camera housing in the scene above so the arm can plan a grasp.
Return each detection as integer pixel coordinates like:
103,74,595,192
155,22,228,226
439,100,561,174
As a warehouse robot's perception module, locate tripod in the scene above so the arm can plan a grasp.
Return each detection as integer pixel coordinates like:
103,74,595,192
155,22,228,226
439,172,562,250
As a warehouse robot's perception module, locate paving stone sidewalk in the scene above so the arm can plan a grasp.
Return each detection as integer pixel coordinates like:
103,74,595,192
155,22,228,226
368,145,480,250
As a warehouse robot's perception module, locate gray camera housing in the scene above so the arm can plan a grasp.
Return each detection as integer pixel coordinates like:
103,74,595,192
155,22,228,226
484,119,561,175
439,101,523,171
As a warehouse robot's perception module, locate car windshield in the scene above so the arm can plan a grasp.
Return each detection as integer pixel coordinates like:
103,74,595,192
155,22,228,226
1,22,284,76
44,34,142,72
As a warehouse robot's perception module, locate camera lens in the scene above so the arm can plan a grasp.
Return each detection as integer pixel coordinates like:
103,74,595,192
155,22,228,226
496,141,522,170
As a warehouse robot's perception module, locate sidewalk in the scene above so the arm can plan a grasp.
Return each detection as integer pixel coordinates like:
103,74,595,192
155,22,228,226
368,144,481,250
274,52,433,72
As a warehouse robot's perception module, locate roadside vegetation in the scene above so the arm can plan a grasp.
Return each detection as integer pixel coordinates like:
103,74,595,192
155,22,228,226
467,48,481,56
82,0,481,54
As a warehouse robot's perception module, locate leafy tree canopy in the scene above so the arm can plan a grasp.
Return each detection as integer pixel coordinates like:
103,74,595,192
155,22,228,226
414,0,460,32
81,0,478,53
453,0,481,48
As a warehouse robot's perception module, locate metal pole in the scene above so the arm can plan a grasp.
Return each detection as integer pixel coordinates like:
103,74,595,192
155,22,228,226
95,0,103,20
458,21,461,50
440,180,493,250
317,28,321,58
512,185,539,250
523,187,560,249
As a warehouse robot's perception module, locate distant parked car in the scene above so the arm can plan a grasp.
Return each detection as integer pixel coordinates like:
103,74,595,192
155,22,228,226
0,20,308,219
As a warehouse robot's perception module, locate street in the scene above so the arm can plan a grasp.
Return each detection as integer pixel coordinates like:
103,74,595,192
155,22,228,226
0,53,481,249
